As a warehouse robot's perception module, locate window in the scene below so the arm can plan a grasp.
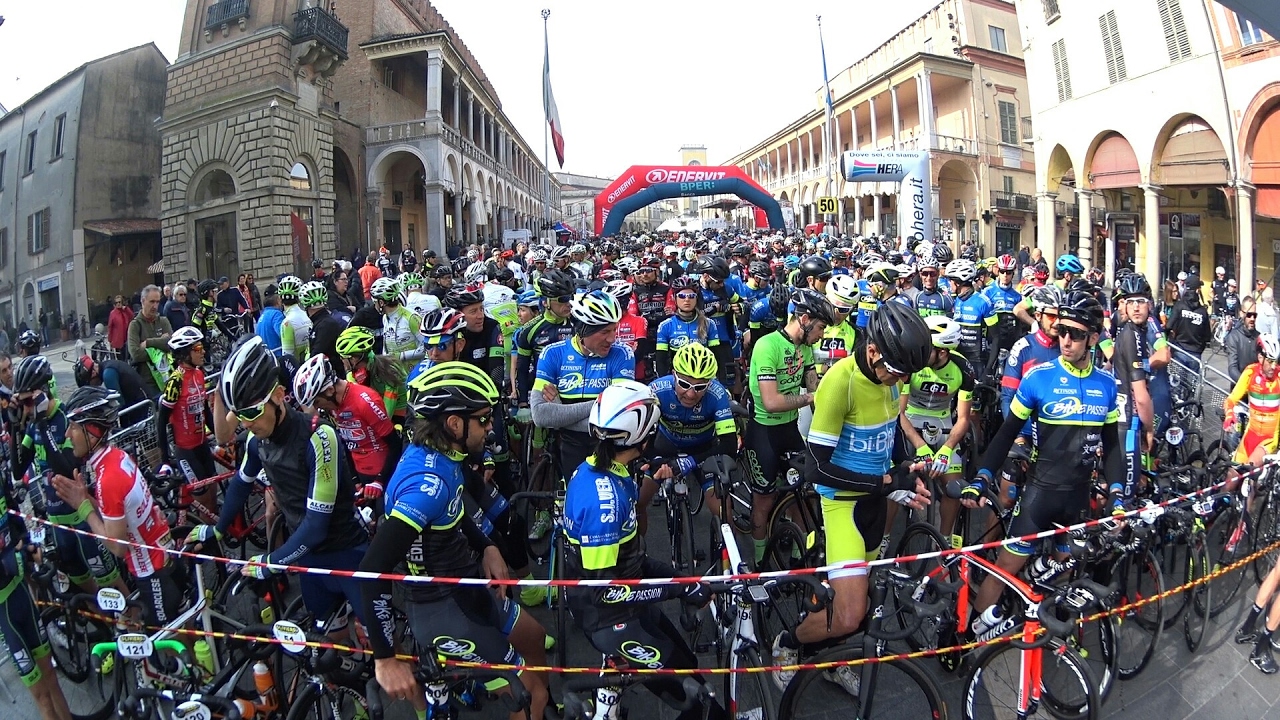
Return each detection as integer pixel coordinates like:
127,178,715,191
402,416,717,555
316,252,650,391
998,101,1019,144
1043,0,1061,23
51,114,66,160
0,151,5,191
1099,11,1127,84
989,26,1008,53
23,131,36,175
1157,0,1191,61
27,208,49,254
381,63,394,90
0,228,7,269
1003,176,1015,194
1239,15,1267,46
1051,39,1073,102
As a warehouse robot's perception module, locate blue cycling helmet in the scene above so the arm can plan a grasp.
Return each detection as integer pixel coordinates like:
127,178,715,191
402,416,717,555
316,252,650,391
516,290,541,308
784,255,801,270
1055,254,1084,274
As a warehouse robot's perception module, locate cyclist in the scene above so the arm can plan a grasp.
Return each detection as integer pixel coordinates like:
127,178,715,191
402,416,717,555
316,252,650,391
745,271,790,352
1112,273,1158,501
190,336,369,635
1223,334,1280,490
914,251,954,319
427,265,455,303
656,276,730,383
73,354,150,426
773,302,933,690
962,291,1123,628
446,284,504,387
402,272,440,318
563,381,726,720
372,277,424,372
896,316,974,547
278,275,311,361
1000,285,1063,415
513,269,576,415
530,290,635,478
689,256,743,386
946,259,997,383
982,254,1024,375
854,262,905,329
794,255,833,294
815,275,859,374
1054,253,1084,289
157,326,217,511
190,279,219,341
335,325,407,426
15,330,40,360
632,258,670,382
604,279,647,372
51,385,181,629
745,289,836,563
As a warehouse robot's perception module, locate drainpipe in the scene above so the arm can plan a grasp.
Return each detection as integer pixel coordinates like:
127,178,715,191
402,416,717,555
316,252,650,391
1200,0,1247,286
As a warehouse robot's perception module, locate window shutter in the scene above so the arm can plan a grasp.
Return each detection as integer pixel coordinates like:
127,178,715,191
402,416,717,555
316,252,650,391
41,208,50,251
1052,39,1073,102
1157,0,1192,61
26,213,33,254
1099,11,1127,84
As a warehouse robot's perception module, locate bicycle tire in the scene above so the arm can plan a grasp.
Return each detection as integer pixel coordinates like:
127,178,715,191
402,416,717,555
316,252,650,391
1108,547,1163,680
1252,492,1280,584
1065,612,1117,703
554,539,570,669
762,520,809,572
963,640,1099,720
770,490,825,566
778,643,945,720
49,611,114,720
892,522,959,658
732,647,775,720
1157,535,1189,629
283,681,322,720
1184,535,1211,652
1205,501,1249,617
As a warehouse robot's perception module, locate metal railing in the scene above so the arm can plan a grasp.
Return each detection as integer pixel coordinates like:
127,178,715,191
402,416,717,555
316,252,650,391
293,6,348,59
992,191,1034,212
205,0,249,30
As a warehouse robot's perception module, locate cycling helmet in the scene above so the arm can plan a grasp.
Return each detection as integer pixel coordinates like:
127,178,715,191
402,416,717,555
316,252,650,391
370,277,401,304
197,279,220,297
925,315,962,350
1055,254,1085,274
74,355,97,387
220,336,281,414
64,385,119,429
400,272,425,291
930,243,954,265
748,261,771,280
732,243,752,258
292,354,338,408
1029,284,1065,313
570,244,587,255
335,326,376,358
570,290,623,327
298,281,328,309
616,257,639,274
536,270,577,299
444,284,485,309
691,256,731,282
603,279,634,303
432,265,455,279
407,361,499,419
866,302,932,376
18,330,40,353
790,288,839,326
670,276,699,292
672,342,718,380
464,262,490,283
798,255,832,280
1259,333,1280,361
917,251,940,270
598,269,623,282
864,262,901,285
1032,262,1050,281
1057,291,1104,333
550,246,570,261
1065,278,1097,295
168,325,205,353
420,308,467,340
860,251,885,268
1115,272,1152,300
13,355,53,394
784,255,801,270
996,254,1018,272
516,290,542,308
826,274,859,311
588,380,660,447
277,276,304,300
944,259,978,283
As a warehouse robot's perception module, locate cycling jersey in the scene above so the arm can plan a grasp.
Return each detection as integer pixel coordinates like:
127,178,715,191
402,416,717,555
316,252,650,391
748,295,782,332
906,356,975,423
533,336,636,404
191,299,216,338
748,330,814,425
514,311,573,403
914,288,954,318
332,382,394,477
281,304,312,360
92,444,172,577
21,405,80,525
983,283,1023,315
649,374,736,448
383,305,424,366
656,315,726,352
348,365,407,421
615,314,647,356
815,320,858,372
952,290,996,363
1001,329,1061,414
571,260,594,279
807,350,899,500
1228,362,1280,461
160,364,207,450
460,316,505,385
854,279,878,329
632,282,671,336
699,285,740,353
1009,357,1120,488
1112,320,1151,425
405,291,441,319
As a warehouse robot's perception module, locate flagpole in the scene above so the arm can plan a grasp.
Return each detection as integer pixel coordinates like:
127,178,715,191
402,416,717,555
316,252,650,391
818,15,834,232
541,8,552,239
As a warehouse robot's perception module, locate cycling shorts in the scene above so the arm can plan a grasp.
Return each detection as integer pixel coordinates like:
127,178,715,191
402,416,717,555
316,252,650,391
0,558,51,687
51,520,120,588
1006,484,1090,556
297,545,370,627
137,561,185,629
1234,432,1277,465
176,444,218,495
822,496,886,581
652,435,719,491
407,586,522,681
744,419,805,494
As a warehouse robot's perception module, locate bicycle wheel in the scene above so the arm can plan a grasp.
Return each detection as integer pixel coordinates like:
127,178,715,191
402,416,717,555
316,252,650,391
667,496,697,574
1184,535,1211,652
762,520,810,572
892,522,959,658
1252,493,1280,584
49,607,115,720
769,492,824,568
553,538,570,669
284,681,368,720
1065,614,1117,703
1108,547,1163,680
731,647,775,720
963,640,1099,720
778,644,945,720
1156,534,1189,629
1205,501,1249,617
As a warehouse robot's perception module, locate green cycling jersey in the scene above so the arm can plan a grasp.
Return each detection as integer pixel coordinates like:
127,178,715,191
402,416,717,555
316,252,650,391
748,329,814,426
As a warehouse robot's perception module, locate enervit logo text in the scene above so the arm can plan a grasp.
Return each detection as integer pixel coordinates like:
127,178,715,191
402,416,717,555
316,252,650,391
645,169,728,183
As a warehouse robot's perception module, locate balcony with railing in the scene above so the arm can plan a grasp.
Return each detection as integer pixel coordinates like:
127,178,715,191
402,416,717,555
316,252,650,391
992,191,1034,212
205,0,249,33
294,5,349,61
367,119,540,199
1022,117,1034,144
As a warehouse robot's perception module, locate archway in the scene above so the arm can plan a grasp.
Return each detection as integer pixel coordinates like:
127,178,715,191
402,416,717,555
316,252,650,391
333,147,359,255
599,176,787,237
938,159,978,249
1153,116,1230,279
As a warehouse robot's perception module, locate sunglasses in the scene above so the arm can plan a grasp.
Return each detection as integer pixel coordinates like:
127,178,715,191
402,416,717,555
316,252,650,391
551,295,573,304
817,273,833,282
1246,312,1259,319
1124,296,1151,305
675,292,699,300
1056,326,1091,342
874,357,908,379
675,377,710,393
638,268,657,274
234,387,278,422
471,412,494,427
1000,269,1015,275
919,270,939,278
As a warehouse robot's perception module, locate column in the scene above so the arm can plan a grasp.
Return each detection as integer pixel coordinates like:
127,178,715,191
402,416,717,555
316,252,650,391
1142,184,1162,283
1238,182,1256,292
467,94,475,143
786,142,793,176
868,96,878,149
469,198,479,245
872,194,882,235
889,83,901,149
854,195,863,235
452,78,462,132
426,52,443,117
851,106,859,151
1035,192,1057,261
834,110,843,156
917,71,936,150
452,191,463,246
366,190,383,248
1076,189,1094,269
425,186,446,257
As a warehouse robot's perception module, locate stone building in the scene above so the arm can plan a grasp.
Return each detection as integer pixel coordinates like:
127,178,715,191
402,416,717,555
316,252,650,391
0,44,167,330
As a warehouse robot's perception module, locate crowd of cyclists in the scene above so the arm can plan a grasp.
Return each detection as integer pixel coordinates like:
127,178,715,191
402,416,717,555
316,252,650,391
0,231,1277,720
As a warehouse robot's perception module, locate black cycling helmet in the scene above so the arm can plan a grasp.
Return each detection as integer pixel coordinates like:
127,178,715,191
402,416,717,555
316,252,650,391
732,243,752,258
536,270,577,299
74,355,97,388
1058,291,1105,333
13,355,53,394
1115,272,1152,300
444,284,484,309
432,265,454,279
197,279,219,297
691,256,731,282
18,330,40,354
748,261,771,280
930,243,955,265
790,288,839,326
1064,278,1096,295
865,302,932,376
219,336,281,414
64,385,119,429
798,255,832,281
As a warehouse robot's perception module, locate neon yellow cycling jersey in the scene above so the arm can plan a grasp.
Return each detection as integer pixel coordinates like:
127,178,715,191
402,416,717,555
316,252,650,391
905,357,975,420
808,353,900,499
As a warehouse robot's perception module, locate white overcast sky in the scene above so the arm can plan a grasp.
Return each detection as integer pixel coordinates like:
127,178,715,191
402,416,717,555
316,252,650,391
0,0,936,178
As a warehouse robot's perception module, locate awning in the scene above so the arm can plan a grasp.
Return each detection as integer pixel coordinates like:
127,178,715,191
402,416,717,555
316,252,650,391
82,219,161,236
1254,105,1280,218
1218,0,1280,38
1089,134,1142,189
702,198,740,211
1157,120,1228,185
147,260,165,274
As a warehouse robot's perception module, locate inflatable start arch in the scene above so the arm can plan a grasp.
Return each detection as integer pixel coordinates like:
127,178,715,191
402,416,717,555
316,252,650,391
595,166,786,237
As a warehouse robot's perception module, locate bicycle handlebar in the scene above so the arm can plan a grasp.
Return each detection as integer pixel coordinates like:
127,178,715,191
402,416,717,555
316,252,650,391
701,573,832,614
120,688,243,720
868,569,961,643
1012,577,1116,651
366,665,529,720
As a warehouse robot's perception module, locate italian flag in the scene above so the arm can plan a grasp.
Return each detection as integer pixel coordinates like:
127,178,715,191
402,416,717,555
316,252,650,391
543,28,565,168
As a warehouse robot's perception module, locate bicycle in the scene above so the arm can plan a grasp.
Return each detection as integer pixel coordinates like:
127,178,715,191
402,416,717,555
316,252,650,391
119,687,246,720
367,643,529,720
509,489,571,669
555,672,707,720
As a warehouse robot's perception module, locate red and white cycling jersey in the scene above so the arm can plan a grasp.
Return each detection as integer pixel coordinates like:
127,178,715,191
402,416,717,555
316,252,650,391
161,365,207,450
92,445,173,577
333,382,394,477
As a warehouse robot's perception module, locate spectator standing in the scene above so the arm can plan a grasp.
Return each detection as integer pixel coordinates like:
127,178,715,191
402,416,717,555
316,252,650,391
126,284,174,397
163,285,191,329
1258,287,1278,338
107,295,134,357
1225,297,1261,384
216,276,249,315
358,252,382,301
257,285,285,356
37,309,48,346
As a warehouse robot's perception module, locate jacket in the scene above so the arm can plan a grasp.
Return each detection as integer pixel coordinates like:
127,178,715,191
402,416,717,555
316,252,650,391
1225,324,1260,384
107,307,133,349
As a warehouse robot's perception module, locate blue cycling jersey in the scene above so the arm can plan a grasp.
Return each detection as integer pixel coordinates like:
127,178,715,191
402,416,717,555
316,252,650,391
1010,357,1120,488
650,375,736,447
533,337,636,403
748,296,780,331
915,288,954,318
952,290,996,361
983,283,1023,314
656,315,727,351
563,458,639,572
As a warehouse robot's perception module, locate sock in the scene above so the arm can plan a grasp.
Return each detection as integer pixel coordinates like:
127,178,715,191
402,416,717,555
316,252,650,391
754,538,768,563
416,709,427,720
1259,627,1273,648
775,630,799,650
1245,603,1265,632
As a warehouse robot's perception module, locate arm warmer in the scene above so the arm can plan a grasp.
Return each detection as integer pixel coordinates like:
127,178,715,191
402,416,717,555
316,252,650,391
214,473,256,536
515,352,533,405
1101,422,1127,496
379,431,402,481
155,404,173,464
529,391,593,429
358,516,418,659
459,513,495,554
655,349,673,378
977,411,1027,478
267,500,331,566
804,441,890,496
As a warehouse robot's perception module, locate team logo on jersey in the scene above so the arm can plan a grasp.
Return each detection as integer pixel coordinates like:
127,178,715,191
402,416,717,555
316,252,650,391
619,641,663,668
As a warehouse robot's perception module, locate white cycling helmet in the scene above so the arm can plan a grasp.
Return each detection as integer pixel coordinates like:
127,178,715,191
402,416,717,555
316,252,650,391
465,262,490,283
925,315,962,350
570,290,623,326
1259,333,1280,361
826,274,859,311
292,354,337,407
370,276,400,303
589,380,660,447
944,259,978,283
168,325,205,352
570,244,586,254
616,257,639,274
550,246,570,261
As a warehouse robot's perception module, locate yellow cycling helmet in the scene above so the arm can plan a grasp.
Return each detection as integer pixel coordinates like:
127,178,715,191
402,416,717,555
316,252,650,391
335,326,376,358
672,342,718,380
